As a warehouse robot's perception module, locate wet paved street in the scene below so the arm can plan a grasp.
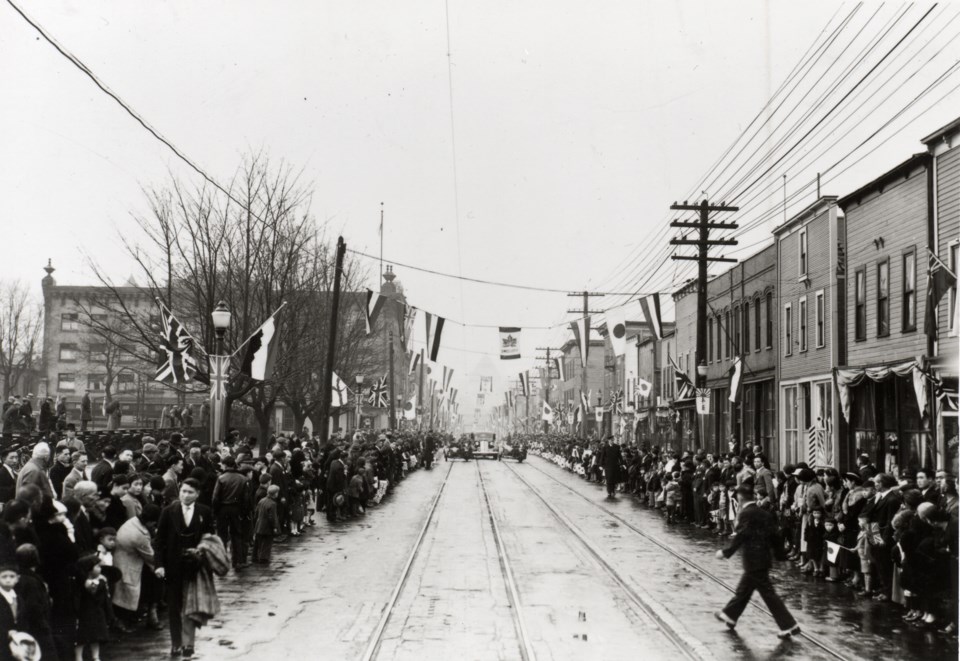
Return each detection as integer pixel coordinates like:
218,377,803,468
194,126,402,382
105,457,957,661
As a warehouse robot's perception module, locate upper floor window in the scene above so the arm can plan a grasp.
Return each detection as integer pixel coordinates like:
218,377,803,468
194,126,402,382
902,249,916,332
766,292,773,349
799,228,808,278
877,259,890,337
733,305,741,355
707,317,713,363
855,268,866,341
88,343,108,362
784,303,793,356
815,290,825,348
60,313,79,332
59,343,78,361
743,302,750,356
716,316,723,362
57,373,76,392
87,374,106,392
725,311,732,358
799,297,808,352
754,297,762,352
950,243,959,335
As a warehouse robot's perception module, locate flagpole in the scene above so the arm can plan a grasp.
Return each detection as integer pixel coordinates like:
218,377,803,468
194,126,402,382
379,202,384,285
928,247,957,278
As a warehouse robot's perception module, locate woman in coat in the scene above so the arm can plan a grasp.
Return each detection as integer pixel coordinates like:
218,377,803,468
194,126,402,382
35,498,78,661
113,506,159,614
325,449,346,523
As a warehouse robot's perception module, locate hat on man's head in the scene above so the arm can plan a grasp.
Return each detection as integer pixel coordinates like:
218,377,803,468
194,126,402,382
843,472,863,485
142,443,159,454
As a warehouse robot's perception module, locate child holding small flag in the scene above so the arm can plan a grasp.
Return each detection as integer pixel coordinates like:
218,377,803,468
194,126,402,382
823,517,842,582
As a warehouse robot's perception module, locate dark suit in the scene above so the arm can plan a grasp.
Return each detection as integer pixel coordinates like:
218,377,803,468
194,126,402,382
869,490,902,595
721,502,797,632
155,501,215,648
90,459,114,495
600,444,623,496
0,592,20,661
0,466,16,504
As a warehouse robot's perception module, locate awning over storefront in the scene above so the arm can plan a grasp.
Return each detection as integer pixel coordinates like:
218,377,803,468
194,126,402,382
834,359,927,423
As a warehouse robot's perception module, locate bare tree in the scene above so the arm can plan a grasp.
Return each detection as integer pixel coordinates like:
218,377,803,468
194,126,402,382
83,153,342,446
0,280,42,398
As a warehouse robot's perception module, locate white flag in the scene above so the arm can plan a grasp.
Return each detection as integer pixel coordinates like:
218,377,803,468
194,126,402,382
331,372,349,407
607,306,628,357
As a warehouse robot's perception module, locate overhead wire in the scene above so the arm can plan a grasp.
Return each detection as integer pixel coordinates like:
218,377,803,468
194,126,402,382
586,5,861,313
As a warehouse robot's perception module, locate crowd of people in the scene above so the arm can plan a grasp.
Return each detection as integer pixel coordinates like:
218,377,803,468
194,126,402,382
0,422,439,660
529,433,959,637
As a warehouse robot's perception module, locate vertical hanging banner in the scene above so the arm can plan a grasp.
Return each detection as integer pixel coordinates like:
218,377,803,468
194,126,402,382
443,366,455,393
570,316,591,367
554,352,566,382
424,312,445,361
728,356,743,403
518,372,530,397
607,306,628,357
408,350,421,375
639,294,663,340
479,376,493,392
365,289,386,335
498,327,522,360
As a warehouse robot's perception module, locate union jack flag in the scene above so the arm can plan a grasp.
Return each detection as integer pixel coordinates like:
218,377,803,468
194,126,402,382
155,304,207,385
209,355,229,400
367,375,388,408
612,388,624,415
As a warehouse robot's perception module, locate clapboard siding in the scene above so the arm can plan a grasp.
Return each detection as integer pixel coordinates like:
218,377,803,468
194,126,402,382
845,161,929,366
937,144,959,361
779,207,836,380
938,146,959,322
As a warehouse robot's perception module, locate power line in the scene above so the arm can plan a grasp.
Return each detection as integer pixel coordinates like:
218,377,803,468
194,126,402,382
4,0,265,222
345,247,666,296
729,3,937,205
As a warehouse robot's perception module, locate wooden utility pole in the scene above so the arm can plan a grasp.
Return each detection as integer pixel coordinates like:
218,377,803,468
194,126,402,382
417,348,425,430
566,291,605,439
535,346,562,433
388,328,396,431
669,200,738,450
319,236,347,442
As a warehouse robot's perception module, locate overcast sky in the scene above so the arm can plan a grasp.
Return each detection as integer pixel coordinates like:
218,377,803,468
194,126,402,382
2,1,957,392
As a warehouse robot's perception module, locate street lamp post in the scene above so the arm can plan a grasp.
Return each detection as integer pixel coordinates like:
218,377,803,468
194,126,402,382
355,374,364,431
210,301,232,447
696,360,708,451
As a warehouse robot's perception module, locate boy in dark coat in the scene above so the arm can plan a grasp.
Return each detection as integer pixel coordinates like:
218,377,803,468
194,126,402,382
253,485,281,564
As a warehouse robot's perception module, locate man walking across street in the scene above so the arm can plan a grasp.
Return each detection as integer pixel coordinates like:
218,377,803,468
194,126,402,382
715,484,800,639
600,436,622,498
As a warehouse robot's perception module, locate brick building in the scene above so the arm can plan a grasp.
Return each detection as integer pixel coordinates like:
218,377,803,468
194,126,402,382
39,261,182,428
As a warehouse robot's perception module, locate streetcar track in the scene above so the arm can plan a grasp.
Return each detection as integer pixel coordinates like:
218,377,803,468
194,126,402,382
497,459,713,661
360,459,535,661
475,461,537,661
359,460,453,661
520,456,851,661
